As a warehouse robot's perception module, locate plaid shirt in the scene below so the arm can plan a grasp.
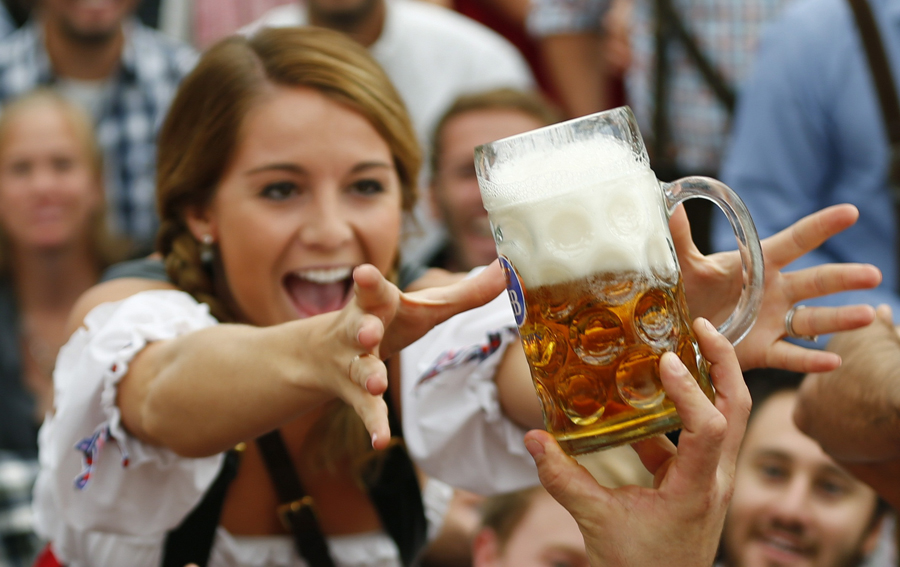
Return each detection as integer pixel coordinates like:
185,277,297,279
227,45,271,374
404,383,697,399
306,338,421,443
0,20,197,251
528,0,790,173
0,453,40,567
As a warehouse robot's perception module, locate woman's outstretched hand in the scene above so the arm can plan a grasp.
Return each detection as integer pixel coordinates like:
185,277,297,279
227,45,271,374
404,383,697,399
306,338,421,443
525,318,750,567
675,203,881,372
330,262,506,449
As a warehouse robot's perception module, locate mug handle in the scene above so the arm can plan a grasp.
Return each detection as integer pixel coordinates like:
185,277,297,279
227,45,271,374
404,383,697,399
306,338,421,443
661,176,764,345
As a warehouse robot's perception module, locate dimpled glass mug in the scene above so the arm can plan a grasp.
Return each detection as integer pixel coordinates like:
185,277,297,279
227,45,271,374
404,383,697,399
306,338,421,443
475,106,763,455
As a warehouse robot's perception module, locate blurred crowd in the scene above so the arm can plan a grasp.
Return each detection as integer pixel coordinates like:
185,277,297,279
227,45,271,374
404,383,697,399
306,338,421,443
1,0,900,566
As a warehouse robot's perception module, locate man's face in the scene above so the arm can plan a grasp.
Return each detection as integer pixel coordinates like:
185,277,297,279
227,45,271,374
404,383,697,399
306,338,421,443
722,391,881,567
40,0,137,43
431,107,548,270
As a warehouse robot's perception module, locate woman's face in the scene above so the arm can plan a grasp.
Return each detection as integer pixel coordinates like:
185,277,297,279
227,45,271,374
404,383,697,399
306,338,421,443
0,103,102,252
188,85,403,327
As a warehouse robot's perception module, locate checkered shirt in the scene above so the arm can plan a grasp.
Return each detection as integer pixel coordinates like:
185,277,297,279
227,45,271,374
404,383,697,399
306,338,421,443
0,19,197,251
528,0,791,173
0,453,40,567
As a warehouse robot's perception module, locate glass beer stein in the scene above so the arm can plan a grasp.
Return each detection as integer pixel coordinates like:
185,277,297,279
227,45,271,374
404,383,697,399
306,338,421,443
475,106,763,454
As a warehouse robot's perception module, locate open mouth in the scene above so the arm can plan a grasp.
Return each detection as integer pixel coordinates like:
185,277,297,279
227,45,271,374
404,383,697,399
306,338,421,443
283,266,354,318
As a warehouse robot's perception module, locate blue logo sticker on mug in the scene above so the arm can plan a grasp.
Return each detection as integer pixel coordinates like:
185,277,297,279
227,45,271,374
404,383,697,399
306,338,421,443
499,255,526,327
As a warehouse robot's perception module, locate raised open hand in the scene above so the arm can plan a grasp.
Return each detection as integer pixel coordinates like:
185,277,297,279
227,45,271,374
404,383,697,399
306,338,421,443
674,204,881,372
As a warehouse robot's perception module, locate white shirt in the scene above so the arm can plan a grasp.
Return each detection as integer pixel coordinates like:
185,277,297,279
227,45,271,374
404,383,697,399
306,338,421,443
33,287,523,566
242,0,535,264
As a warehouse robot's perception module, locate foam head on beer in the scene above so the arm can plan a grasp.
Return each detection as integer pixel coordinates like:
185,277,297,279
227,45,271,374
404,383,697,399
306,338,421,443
478,134,676,289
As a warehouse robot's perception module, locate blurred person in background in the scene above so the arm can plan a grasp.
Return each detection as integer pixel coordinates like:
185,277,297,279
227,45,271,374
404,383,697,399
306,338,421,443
0,0,196,254
528,0,793,253
711,0,900,317
426,88,562,272
718,370,890,567
472,487,590,567
0,89,128,567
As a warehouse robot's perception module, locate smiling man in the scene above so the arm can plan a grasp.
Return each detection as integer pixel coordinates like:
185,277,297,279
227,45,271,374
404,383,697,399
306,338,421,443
719,371,888,567
0,0,196,253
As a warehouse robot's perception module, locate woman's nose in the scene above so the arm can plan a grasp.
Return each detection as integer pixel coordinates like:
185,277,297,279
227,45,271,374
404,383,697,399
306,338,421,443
299,194,353,249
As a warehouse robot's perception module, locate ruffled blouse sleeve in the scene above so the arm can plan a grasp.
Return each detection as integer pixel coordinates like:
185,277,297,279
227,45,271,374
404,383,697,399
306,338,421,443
400,281,541,495
34,290,224,540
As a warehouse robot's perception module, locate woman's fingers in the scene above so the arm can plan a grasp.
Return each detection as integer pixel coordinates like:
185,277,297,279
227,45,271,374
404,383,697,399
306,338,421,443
782,304,876,340
349,392,391,450
755,340,842,373
760,204,859,269
782,263,881,303
353,263,400,325
404,260,506,311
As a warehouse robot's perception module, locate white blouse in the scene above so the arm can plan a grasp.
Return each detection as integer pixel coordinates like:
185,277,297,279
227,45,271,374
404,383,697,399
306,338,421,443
33,288,520,567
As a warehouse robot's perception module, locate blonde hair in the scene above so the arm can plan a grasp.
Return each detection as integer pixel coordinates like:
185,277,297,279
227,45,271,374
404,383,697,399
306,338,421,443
0,89,130,274
155,27,421,469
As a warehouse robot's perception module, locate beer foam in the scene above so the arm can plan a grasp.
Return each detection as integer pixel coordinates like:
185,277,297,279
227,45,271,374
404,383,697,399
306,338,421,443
490,168,676,287
479,135,648,211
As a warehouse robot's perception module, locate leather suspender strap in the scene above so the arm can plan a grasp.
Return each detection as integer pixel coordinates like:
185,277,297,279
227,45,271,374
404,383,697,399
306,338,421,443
847,0,900,291
255,430,336,567
847,0,900,179
160,448,241,567
654,0,737,115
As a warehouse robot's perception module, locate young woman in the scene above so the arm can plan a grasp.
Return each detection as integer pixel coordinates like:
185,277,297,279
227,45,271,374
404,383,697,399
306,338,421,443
33,26,881,567
0,90,128,457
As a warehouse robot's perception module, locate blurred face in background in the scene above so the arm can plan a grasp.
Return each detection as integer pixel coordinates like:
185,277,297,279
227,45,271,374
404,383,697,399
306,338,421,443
0,99,102,253
472,489,589,567
721,391,882,567
430,108,547,271
40,0,137,43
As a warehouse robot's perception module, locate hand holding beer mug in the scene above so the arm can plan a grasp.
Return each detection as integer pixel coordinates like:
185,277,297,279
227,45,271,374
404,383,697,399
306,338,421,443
475,107,763,454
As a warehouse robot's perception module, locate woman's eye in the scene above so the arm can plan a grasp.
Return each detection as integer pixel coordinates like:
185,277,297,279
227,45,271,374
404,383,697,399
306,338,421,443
351,179,385,195
261,181,298,200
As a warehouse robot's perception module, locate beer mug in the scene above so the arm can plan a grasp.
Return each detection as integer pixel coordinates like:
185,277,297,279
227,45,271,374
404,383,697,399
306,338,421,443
475,106,763,454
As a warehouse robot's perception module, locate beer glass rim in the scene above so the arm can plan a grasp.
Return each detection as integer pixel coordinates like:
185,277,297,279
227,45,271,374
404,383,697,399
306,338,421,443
474,105,641,160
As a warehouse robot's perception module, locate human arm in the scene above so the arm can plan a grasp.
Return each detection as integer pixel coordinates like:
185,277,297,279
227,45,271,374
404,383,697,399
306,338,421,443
527,0,613,116
73,262,504,458
525,317,749,567
677,203,882,373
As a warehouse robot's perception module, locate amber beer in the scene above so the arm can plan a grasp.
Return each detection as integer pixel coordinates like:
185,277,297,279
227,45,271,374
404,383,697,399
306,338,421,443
489,161,715,453
478,107,763,454
516,268,713,455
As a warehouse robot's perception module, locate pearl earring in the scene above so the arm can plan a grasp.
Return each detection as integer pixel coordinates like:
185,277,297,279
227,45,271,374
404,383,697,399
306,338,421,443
200,234,215,265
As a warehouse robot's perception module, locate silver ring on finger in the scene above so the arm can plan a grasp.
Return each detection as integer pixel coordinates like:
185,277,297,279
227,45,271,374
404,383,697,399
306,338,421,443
785,305,818,342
